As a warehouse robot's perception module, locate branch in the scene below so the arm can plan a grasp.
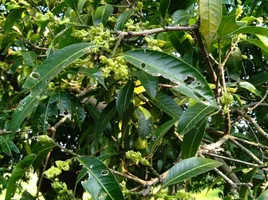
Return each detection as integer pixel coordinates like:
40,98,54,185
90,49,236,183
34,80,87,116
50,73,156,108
116,25,198,38
236,110,268,141
193,29,217,84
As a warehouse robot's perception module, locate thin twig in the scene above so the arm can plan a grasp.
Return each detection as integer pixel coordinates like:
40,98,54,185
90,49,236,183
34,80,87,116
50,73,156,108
248,90,268,111
117,25,198,38
229,137,263,165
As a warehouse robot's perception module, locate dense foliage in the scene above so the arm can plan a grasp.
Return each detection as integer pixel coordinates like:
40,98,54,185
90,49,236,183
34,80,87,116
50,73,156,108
0,0,268,199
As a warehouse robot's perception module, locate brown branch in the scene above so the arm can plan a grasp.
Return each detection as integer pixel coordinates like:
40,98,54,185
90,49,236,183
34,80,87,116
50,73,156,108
247,90,268,111
229,137,263,165
193,29,217,84
117,25,198,38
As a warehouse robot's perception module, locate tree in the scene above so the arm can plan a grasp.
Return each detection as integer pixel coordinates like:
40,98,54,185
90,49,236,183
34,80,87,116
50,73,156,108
0,0,268,199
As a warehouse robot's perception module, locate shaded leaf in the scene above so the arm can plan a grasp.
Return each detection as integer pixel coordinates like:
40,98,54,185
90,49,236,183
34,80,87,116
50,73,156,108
93,0,101,11
171,10,193,25
149,119,177,154
51,91,86,129
75,168,87,195
149,92,182,119
239,81,262,97
0,136,20,156
239,168,257,199
135,106,153,139
178,102,217,135
124,50,216,106
95,100,116,135
31,139,55,170
4,8,24,34
160,0,171,19
78,156,124,200
162,157,222,188
21,51,37,67
93,5,114,26
116,81,134,114
226,47,243,81
6,43,96,133
248,72,268,86
135,71,158,98
5,154,37,200
64,0,78,11
199,0,222,51
115,9,135,30
181,119,207,159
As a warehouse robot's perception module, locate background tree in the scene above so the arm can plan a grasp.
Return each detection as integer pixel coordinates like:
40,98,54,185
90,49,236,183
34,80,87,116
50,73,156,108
0,0,268,199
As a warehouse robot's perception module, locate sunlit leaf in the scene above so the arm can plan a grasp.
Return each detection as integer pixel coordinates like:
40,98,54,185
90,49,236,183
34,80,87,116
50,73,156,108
6,43,96,133
239,81,262,97
78,156,124,200
258,190,268,200
162,157,222,188
218,15,244,37
230,26,268,37
199,0,222,51
5,154,37,200
124,50,217,106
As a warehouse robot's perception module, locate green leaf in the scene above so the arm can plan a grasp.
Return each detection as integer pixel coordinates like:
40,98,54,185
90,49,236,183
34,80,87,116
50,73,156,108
64,0,78,11
149,92,182,119
78,156,124,200
162,157,222,188
239,168,257,199
116,81,134,114
178,102,217,135
5,154,37,200
171,10,194,25
226,47,243,81
93,0,101,11
149,119,177,154
51,91,86,129
0,136,11,156
6,43,96,133
160,0,171,19
239,81,262,97
21,51,37,67
230,27,268,37
31,138,55,170
94,100,116,135
115,9,135,30
218,15,244,37
258,190,268,200
199,0,222,51
243,38,268,54
93,5,114,26
75,168,87,195
248,72,268,86
181,119,207,159
135,71,158,98
124,50,216,106
4,8,24,34
135,106,153,139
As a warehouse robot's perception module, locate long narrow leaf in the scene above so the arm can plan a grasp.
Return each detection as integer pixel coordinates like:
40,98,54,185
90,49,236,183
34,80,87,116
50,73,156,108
115,9,135,30
163,157,222,188
199,0,222,51
5,154,37,200
124,50,217,106
116,81,134,114
78,156,124,200
6,43,96,133
181,119,207,159
93,5,114,26
149,119,177,154
178,102,217,135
